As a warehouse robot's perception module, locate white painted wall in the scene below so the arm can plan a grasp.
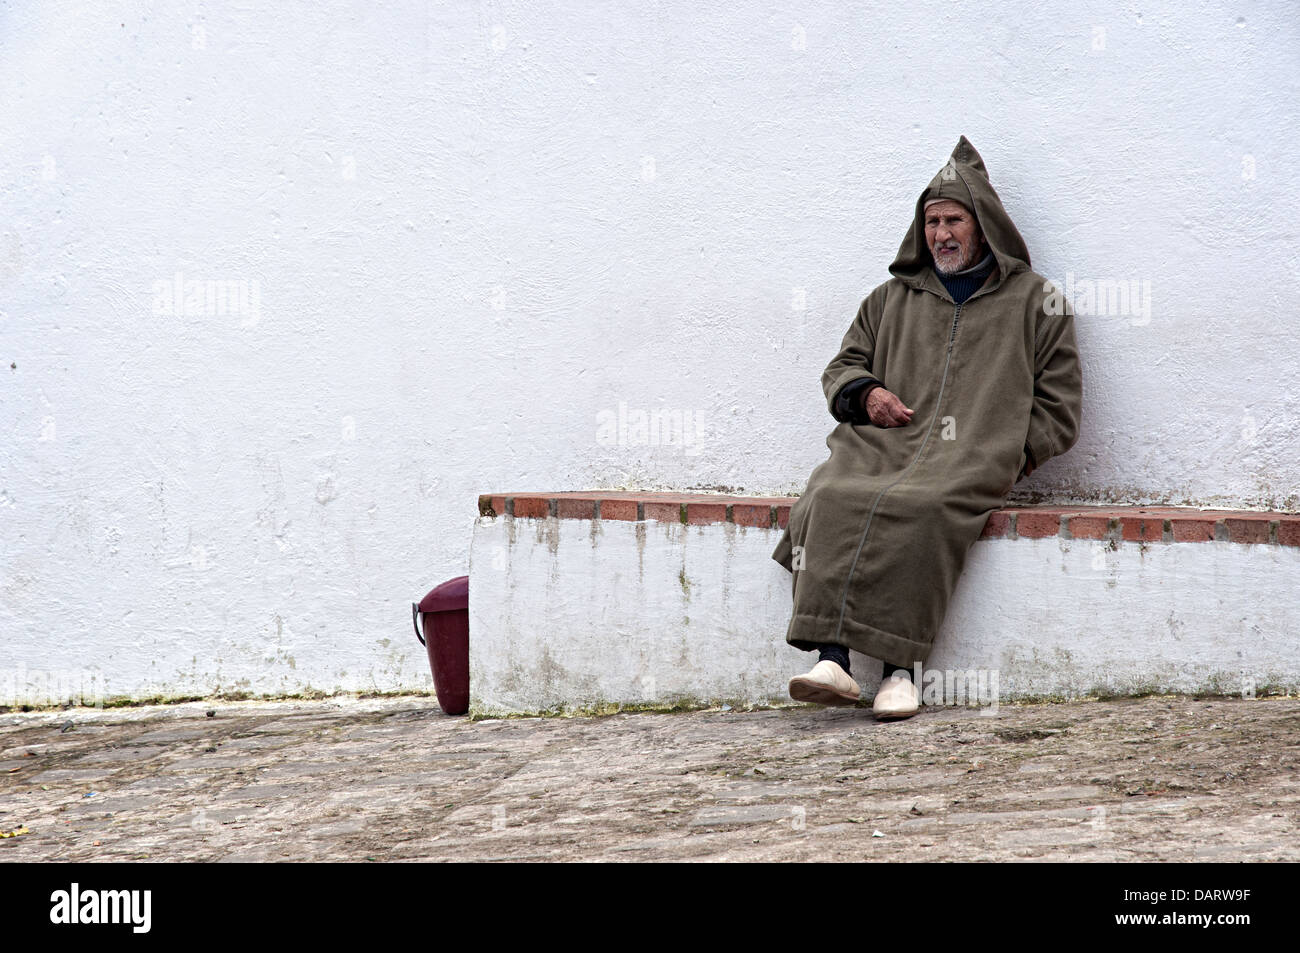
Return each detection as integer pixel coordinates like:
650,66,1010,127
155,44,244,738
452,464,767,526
2,2,1296,700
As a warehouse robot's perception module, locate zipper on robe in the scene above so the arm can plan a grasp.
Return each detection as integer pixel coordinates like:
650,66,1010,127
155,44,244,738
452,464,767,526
831,299,964,644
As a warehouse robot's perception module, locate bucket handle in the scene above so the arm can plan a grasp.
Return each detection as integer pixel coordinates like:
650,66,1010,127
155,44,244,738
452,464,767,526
411,602,425,646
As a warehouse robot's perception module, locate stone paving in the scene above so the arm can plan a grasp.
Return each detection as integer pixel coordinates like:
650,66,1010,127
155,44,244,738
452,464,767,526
1,693,1297,861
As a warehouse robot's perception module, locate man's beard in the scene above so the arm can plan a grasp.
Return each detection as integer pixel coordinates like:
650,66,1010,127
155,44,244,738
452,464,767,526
931,237,983,275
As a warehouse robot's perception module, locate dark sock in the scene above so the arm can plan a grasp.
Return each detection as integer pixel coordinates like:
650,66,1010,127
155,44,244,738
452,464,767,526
881,661,912,681
816,643,851,676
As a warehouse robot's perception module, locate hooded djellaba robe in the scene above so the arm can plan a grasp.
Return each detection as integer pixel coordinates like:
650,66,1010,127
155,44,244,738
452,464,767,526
772,136,1083,668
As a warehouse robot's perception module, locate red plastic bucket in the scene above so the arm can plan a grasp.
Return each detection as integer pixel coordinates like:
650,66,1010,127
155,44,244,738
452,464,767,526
412,575,469,715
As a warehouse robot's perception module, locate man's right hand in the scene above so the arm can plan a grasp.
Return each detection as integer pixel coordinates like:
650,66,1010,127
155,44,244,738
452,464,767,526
863,387,914,427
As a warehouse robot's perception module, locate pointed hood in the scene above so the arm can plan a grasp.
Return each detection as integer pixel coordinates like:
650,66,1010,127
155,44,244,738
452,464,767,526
889,136,1032,292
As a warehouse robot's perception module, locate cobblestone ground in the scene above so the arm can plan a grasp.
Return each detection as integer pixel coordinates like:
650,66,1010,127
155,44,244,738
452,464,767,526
1,694,1297,862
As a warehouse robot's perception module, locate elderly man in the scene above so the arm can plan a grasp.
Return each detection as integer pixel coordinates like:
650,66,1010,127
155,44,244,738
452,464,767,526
772,136,1083,720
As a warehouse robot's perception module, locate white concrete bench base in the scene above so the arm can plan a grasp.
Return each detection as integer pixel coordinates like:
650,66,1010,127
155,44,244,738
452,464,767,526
468,512,1300,716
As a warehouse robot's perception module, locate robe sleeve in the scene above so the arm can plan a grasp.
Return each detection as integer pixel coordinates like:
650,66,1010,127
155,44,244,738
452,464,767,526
822,294,885,423
1022,298,1083,476
834,377,885,424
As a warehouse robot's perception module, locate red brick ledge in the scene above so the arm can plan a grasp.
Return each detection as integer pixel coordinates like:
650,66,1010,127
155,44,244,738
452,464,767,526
477,493,1300,545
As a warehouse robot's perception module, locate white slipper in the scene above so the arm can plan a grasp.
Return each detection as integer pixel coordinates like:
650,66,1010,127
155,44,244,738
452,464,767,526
788,660,862,707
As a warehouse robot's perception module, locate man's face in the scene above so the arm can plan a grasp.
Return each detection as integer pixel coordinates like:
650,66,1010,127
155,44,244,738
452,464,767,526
925,200,984,274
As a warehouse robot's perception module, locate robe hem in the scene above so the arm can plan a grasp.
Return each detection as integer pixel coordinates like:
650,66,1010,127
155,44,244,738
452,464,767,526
1027,428,1056,476
771,534,793,572
785,611,928,670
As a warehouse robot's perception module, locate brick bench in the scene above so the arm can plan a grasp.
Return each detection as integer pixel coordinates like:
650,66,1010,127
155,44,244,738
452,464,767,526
469,492,1300,715
479,493,1300,546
